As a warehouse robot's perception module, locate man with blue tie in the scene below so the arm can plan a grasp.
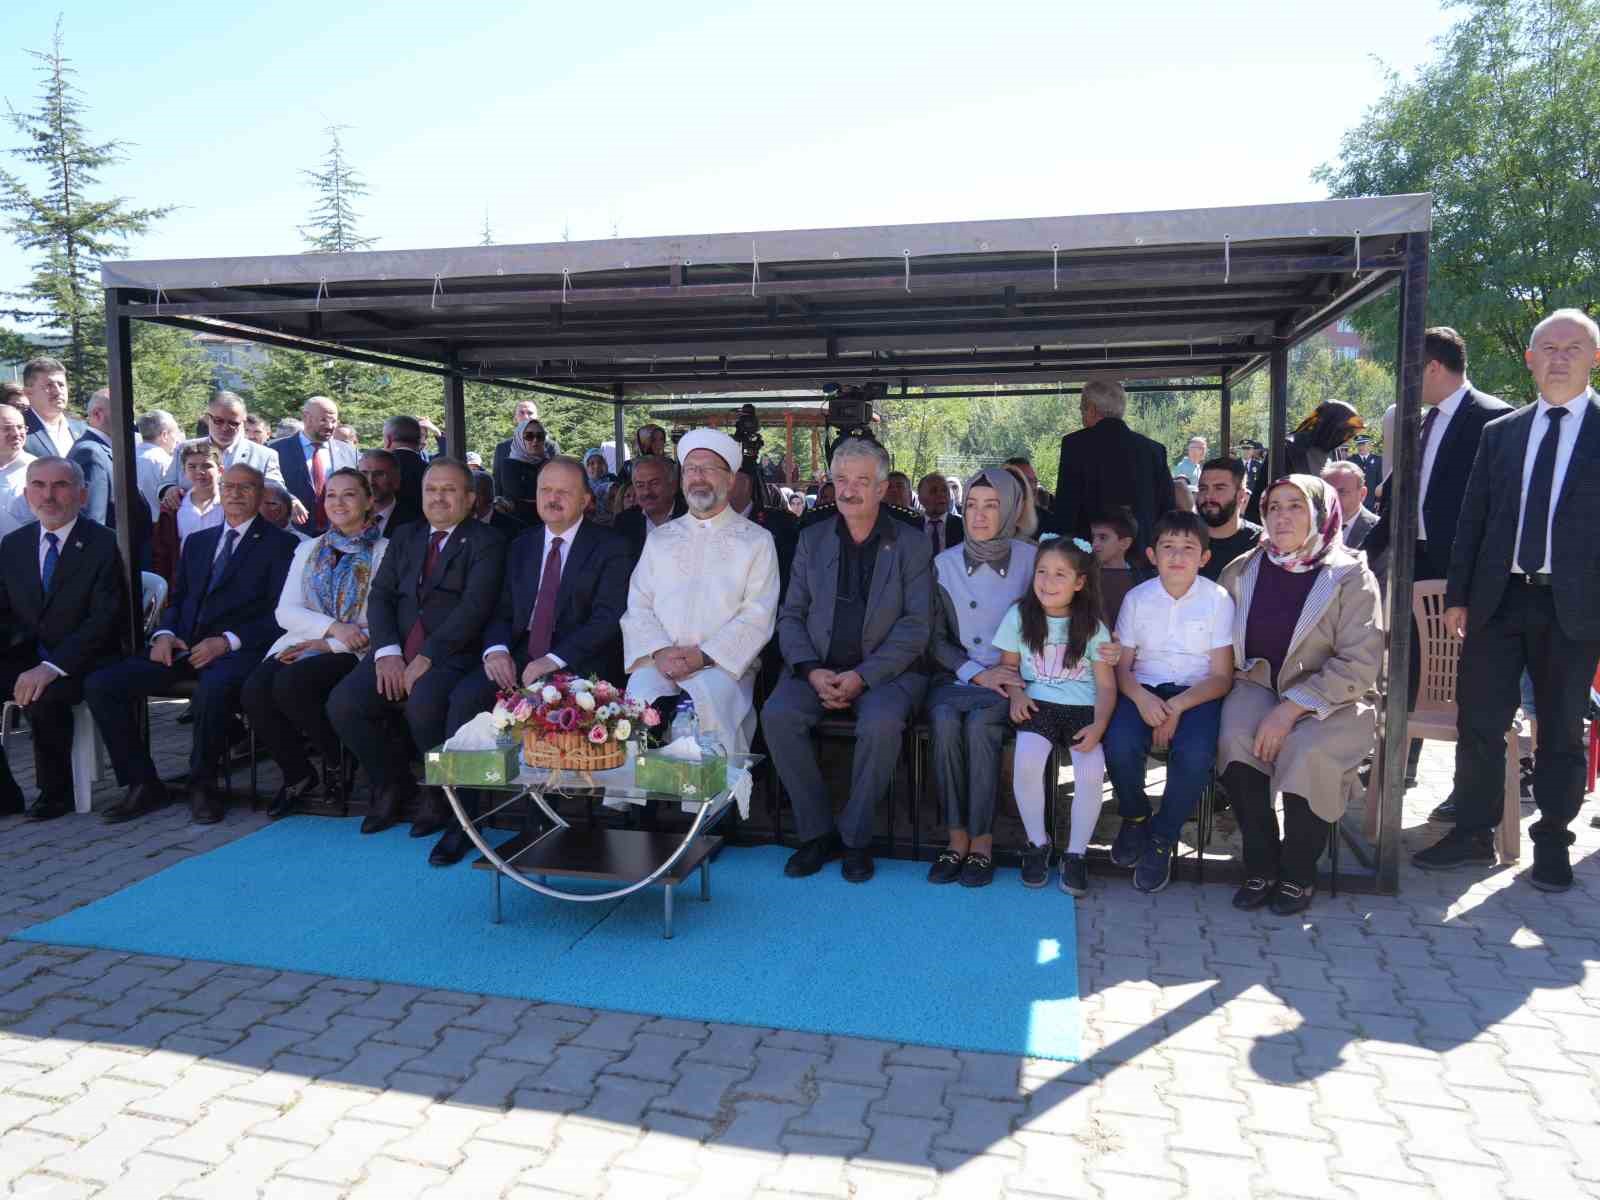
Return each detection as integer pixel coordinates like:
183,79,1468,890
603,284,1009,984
0,458,129,819
269,395,359,535
86,465,297,825
1415,309,1600,892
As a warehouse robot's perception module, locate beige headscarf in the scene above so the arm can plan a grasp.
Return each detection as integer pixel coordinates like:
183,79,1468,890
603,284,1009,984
961,467,1023,568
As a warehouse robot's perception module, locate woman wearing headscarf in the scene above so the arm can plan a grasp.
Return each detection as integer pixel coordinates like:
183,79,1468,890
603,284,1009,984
1003,463,1041,540
924,468,1039,887
241,468,390,818
494,417,549,522
1215,474,1383,915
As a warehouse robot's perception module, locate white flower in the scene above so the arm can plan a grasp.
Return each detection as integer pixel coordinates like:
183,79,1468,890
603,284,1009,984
575,692,596,712
491,711,515,731
613,719,632,741
570,677,593,691
540,685,561,705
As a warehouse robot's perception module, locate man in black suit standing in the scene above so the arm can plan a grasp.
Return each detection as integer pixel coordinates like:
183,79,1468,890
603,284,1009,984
19,358,86,462
437,458,631,865
916,473,964,556
0,458,129,819
87,464,297,825
359,449,423,538
1049,379,1174,548
1366,327,1511,801
1413,309,1600,892
326,459,506,837
382,416,430,511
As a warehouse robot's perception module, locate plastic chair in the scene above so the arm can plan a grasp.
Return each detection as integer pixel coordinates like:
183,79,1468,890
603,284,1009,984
1585,664,1600,794
1363,580,1521,862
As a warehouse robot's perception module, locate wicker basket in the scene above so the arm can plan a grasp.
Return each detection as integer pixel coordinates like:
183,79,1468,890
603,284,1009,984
522,728,625,772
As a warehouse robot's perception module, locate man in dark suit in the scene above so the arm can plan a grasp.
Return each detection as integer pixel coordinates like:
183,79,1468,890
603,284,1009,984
19,358,86,462
67,390,153,569
0,458,129,819
1238,440,1268,525
383,415,430,511
1049,378,1174,548
359,449,423,538
1413,310,1600,892
326,459,506,837
437,458,631,865
763,438,932,884
917,472,965,556
269,396,360,535
1366,327,1512,802
612,455,686,561
86,464,297,825
1349,435,1383,494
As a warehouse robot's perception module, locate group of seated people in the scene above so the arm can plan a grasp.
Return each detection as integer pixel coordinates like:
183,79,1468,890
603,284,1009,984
0,373,1384,915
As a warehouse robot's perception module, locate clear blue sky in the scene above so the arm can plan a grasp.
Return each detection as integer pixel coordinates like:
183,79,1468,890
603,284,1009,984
1,0,1453,305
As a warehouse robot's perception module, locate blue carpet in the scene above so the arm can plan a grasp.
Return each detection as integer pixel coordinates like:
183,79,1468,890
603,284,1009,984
17,819,1079,1061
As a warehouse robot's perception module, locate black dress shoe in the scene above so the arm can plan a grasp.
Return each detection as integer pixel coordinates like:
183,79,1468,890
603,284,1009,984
189,784,223,825
783,832,843,878
267,771,320,821
428,828,472,867
1232,877,1277,910
1528,842,1573,893
360,783,408,835
1412,828,1496,871
1270,881,1316,916
841,847,874,883
24,794,72,821
102,780,170,825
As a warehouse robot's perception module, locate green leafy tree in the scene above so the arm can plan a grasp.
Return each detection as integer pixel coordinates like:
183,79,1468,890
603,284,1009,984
0,18,172,398
299,125,376,254
1314,0,1600,402
131,323,214,424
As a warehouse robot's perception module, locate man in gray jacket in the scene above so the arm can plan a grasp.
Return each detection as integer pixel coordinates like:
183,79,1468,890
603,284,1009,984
763,438,932,883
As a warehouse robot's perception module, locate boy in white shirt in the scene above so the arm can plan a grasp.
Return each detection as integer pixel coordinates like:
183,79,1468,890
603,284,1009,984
1104,511,1236,893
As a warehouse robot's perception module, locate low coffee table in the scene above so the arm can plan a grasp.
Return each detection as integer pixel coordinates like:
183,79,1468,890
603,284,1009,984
439,754,758,939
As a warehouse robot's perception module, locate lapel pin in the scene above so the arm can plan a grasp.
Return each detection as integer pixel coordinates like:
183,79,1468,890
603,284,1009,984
73,541,83,550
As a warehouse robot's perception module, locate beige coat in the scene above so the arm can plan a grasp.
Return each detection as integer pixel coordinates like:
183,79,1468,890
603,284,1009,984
1216,546,1384,822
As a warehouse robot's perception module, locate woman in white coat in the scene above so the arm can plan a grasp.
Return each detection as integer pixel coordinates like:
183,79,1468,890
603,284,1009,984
241,468,389,817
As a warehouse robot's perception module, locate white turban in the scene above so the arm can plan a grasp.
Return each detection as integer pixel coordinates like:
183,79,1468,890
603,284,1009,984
677,428,743,473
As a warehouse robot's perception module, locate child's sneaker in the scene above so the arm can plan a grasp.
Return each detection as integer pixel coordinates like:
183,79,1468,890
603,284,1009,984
1133,835,1174,894
1058,852,1088,897
1020,843,1051,888
1109,818,1149,868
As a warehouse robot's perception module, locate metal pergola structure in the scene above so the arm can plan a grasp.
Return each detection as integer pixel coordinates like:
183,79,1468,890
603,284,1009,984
100,193,1431,891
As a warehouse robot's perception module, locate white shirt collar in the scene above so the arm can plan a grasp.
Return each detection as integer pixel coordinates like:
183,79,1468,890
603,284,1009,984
687,504,736,530
1536,386,1595,414
222,514,255,538
41,516,76,546
545,515,583,544
1436,381,1471,418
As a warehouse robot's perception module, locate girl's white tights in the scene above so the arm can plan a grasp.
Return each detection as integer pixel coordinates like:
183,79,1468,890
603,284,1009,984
1014,730,1105,854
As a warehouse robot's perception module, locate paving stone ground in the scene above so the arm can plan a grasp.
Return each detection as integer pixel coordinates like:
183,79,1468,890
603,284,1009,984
1,703,1597,1198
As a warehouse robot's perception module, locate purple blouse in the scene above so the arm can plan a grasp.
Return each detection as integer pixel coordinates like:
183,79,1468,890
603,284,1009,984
1244,557,1322,688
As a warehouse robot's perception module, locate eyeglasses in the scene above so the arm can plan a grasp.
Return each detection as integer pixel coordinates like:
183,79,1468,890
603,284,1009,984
523,431,547,442
219,483,258,495
208,416,243,429
682,463,730,479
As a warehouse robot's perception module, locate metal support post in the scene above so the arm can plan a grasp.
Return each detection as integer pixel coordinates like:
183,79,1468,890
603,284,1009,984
1268,323,1290,482
613,384,626,465
443,366,466,461
1219,369,1232,453
1376,231,1429,895
103,290,144,655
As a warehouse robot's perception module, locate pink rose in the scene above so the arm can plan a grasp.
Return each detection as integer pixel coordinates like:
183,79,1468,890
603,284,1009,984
642,707,661,728
587,724,608,744
512,698,535,722
556,707,579,731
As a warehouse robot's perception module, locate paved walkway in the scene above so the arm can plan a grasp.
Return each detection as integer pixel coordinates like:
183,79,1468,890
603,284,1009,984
0,708,1596,1199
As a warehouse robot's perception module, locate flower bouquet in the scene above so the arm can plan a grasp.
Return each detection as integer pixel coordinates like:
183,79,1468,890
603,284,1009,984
491,675,659,774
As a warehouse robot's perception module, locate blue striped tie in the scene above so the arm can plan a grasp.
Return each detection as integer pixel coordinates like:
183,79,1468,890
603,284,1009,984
41,532,59,592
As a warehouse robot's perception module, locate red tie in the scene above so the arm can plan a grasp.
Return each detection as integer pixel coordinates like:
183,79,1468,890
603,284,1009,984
403,530,448,663
310,444,327,526
525,536,564,661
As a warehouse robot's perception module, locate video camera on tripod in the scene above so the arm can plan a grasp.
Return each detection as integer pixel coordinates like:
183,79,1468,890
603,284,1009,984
822,382,886,456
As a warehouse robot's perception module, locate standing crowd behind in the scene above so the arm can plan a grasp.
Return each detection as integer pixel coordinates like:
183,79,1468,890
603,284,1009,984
2,308,1596,907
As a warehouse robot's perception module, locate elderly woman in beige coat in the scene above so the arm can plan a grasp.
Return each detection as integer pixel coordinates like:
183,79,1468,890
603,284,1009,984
1216,474,1383,916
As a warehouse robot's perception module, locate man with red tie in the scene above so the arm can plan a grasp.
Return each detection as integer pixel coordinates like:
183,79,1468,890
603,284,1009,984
269,396,359,534
326,459,506,840
434,457,632,865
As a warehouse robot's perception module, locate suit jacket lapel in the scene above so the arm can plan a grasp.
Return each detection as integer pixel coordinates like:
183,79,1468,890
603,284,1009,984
38,528,89,613
864,524,897,617
1232,552,1261,666
555,524,593,613
423,524,468,599
212,523,266,595
1554,393,1600,514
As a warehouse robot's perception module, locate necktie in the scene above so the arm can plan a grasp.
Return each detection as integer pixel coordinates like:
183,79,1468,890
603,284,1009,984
930,520,943,555
1418,406,1441,466
189,529,238,641
525,536,564,661
1517,407,1568,576
403,530,448,663
41,532,59,592
310,445,327,527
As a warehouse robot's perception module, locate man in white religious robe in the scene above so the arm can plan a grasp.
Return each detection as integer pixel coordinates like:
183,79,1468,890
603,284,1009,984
621,429,780,756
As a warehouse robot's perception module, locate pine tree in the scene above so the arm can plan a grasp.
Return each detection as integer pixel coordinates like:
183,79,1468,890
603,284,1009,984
299,125,376,253
480,209,494,246
0,18,172,397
